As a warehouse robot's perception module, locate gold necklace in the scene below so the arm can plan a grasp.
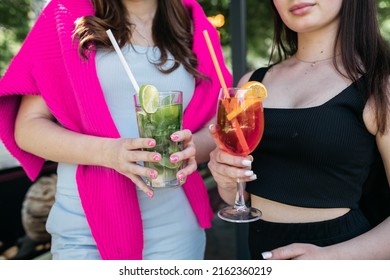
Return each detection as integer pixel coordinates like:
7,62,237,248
294,54,340,67
132,24,152,47
132,27,152,47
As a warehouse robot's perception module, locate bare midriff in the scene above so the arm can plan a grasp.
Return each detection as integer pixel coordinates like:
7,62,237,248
251,195,350,223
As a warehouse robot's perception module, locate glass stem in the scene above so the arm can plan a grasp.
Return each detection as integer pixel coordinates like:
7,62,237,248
234,179,247,210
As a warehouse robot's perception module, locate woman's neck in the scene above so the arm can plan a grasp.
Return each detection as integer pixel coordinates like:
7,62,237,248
295,23,340,62
122,0,157,46
122,0,157,23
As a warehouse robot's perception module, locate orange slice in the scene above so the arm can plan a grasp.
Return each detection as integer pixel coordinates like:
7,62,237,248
226,82,266,121
241,81,268,99
226,98,260,121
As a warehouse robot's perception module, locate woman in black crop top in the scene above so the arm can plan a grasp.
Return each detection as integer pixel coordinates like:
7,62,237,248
208,0,390,259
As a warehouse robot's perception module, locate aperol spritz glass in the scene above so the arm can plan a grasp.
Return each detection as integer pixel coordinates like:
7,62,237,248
215,87,265,222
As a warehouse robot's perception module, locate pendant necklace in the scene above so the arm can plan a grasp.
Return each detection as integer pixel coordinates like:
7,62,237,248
294,53,341,75
132,26,152,47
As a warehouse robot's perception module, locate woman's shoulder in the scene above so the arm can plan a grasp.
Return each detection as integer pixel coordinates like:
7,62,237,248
248,66,273,83
236,72,254,87
363,76,390,136
236,65,274,86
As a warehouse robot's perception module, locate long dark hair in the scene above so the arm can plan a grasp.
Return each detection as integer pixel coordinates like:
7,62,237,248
269,0,390,135
74,0,204,78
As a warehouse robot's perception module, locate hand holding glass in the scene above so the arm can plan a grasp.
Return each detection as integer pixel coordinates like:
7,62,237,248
215,87,264,222
134,91,184,188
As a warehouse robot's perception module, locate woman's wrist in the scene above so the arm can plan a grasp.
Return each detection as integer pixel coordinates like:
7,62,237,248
100,137,116,168
217,183,237,205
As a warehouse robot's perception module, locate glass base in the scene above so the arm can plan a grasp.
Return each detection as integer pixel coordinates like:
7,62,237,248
218,206,262,223
143,176,184,189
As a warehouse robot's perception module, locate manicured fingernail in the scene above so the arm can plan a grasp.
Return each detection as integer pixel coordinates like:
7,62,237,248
146,191,154,198
148,140,156,147
248,155,254,162
242,159,252,167
170,155,179,162
262,251,272,259
244,170,254,177
249,174,257,180
170,134,179,141
149,170,157,179
177,172,185,180
153,154,161,161
209,124,214,130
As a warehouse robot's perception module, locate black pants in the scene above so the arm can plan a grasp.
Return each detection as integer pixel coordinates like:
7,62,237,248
248,208,371,259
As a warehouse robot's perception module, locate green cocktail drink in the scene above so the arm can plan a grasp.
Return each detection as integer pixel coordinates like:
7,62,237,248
134,89,183,188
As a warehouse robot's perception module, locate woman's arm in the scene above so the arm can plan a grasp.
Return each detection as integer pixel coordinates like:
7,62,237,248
15,95,119,167
14,95,196,194
192,117,219,165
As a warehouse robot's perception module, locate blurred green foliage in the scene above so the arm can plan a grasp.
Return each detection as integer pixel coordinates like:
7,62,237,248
0,0,32,75
0,0,31,40
197,0,230,43
379,0,390,42
1,0,390,74
198,0,273,69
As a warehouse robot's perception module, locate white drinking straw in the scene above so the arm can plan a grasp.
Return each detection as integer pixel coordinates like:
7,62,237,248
106,29,140,93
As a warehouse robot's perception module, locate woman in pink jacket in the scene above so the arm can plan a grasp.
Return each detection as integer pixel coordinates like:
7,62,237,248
0,0,232,259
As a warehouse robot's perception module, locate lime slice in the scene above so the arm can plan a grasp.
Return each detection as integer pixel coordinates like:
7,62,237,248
136,110,147,127
150,104,181,125
159,156,181,169
161,95,174,106
168,143,181,154
139,84,159,113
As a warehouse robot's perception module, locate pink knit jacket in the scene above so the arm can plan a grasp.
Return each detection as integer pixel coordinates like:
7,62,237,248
0,0,232,259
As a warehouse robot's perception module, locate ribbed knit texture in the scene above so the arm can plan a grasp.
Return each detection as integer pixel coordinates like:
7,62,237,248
246,68,376,209
0,0,232,259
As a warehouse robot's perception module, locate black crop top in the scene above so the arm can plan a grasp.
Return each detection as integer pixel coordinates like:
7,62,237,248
246,67,377,209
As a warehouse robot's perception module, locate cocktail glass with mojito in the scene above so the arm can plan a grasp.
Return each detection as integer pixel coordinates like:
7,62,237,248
134,86,183,188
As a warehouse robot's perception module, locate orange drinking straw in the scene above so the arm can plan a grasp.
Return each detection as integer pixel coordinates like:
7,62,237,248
203,30,229,97
202,30,249,154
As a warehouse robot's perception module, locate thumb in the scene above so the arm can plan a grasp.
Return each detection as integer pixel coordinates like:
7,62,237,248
262,244,306,260
208,123,218,136
208,124,224,148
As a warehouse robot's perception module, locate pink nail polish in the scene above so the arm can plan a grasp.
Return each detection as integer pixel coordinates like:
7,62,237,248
153,154,161,161
170,155,179,162
170,134,179,141
146,191,154,198
148,140,156,147
149,170,157,179
177,173,184,180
